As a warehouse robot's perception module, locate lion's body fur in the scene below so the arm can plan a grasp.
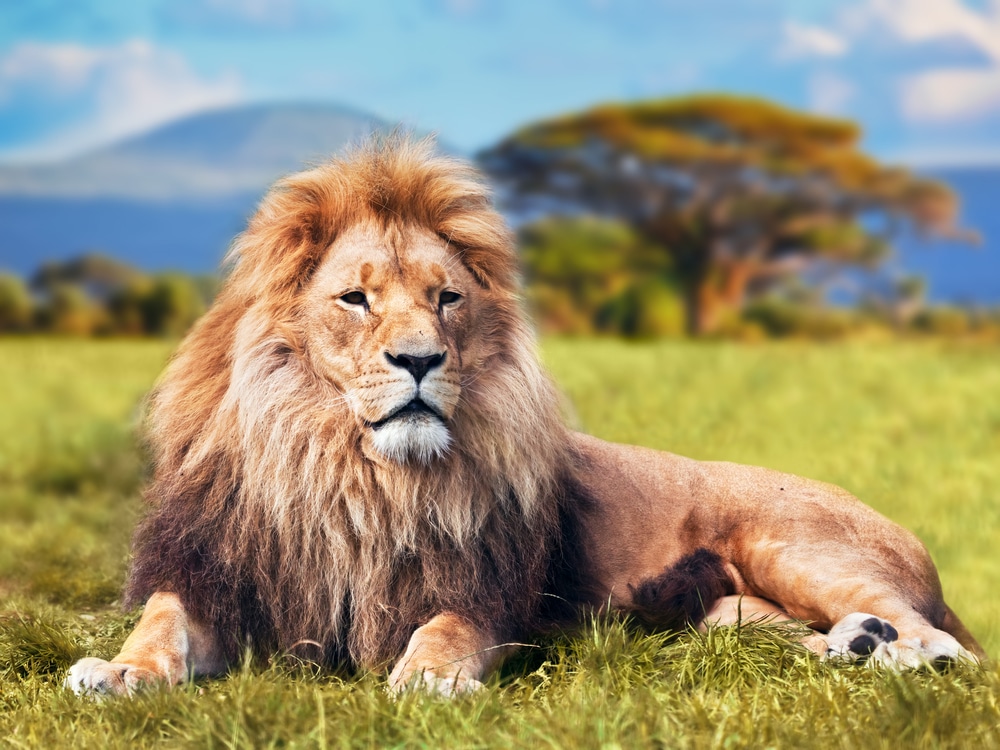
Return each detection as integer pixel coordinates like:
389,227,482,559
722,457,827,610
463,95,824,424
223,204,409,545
124,139,588,667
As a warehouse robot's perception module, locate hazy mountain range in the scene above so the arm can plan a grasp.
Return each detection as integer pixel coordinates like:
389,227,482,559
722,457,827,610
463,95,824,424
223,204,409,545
0,103,394,276
0,103,389,201
0,103,996,304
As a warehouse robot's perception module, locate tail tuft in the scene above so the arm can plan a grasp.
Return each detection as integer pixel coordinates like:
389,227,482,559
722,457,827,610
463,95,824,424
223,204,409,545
627,548,735,631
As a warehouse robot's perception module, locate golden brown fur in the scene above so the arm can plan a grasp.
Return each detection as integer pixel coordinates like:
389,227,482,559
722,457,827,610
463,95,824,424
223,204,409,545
121,137,584,670
66,137,983,698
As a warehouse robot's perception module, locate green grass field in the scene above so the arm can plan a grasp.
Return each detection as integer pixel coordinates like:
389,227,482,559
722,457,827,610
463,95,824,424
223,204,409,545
1,338,998,748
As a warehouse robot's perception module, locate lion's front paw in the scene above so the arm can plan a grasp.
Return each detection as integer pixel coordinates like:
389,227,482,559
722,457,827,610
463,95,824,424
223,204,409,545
822,612,898,663
64,657,161,698
392,670,484,697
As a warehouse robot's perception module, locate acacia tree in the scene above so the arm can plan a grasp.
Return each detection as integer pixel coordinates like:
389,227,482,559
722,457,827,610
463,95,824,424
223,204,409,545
480,95,971,335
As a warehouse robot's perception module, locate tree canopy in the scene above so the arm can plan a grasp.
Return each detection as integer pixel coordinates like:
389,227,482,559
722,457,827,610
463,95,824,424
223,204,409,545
480,95,972,334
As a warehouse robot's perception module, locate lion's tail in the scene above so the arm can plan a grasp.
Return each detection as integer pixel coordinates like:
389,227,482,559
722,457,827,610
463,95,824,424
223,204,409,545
626,548,736,632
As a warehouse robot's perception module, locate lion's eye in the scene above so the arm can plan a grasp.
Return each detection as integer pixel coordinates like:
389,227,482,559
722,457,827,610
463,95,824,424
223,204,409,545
340,291,368,308
439,290,462,307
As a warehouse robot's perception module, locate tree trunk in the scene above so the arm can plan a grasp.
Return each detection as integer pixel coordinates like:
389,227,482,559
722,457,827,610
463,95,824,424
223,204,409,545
682,274,717,337
645,226,762,337
681,261,756,337
720,261,754,310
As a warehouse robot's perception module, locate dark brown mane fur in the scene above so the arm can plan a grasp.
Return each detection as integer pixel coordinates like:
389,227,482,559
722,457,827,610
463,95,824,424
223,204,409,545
124,137,591,669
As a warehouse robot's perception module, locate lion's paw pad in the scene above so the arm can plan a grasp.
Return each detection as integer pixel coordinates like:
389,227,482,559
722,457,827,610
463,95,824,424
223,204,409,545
823,613,898,662
64,657,158,698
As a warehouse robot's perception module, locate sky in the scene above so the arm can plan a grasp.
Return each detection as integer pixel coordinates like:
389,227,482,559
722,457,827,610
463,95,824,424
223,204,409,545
3,0,1000,165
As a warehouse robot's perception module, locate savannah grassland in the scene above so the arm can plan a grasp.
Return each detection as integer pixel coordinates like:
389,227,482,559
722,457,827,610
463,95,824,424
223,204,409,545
1,337,999,749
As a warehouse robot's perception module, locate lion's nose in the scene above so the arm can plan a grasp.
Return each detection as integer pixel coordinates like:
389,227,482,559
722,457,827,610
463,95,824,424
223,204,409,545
385,351,446,384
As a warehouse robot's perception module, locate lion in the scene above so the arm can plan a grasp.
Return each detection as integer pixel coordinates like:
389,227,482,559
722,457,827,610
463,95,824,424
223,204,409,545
66,137,984,697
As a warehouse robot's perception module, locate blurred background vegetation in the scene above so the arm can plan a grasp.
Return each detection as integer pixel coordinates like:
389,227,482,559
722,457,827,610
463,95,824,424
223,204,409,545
0,254,213,337
2,95,995,342
1,95,996,342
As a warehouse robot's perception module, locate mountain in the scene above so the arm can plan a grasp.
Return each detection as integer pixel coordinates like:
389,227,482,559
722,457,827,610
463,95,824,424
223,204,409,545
0,102,390,201
0,103,404,275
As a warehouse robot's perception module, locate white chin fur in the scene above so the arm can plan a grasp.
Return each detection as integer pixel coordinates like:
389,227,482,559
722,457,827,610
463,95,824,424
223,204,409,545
369,415,451,464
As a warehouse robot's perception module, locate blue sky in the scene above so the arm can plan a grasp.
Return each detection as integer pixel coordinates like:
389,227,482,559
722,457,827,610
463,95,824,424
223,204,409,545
3,0,1000,164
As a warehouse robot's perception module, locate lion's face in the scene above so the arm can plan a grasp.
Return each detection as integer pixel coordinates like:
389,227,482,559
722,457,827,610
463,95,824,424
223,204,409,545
300,222,485,464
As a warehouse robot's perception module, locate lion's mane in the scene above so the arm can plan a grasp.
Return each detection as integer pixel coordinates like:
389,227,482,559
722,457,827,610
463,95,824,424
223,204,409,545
124,138,590,668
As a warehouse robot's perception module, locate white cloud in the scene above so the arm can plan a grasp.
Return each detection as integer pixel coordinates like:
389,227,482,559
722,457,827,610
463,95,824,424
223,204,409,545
809,72,855,113
0,43,105,95
780,21,849,59
901,66,1000,121
0,40,242,160
848,0,1000,123
863,0,1000,60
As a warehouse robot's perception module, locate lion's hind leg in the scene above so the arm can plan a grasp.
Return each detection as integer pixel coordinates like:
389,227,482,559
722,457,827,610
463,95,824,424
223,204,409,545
700,598,918,664
700,594,797,629
700,594,833,655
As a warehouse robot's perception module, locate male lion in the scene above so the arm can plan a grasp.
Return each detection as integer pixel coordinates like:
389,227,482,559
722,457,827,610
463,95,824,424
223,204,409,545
67,138,983,697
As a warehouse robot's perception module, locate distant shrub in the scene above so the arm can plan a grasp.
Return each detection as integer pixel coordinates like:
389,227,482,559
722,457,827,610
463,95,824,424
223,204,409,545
969,309,1000,340
913,307,971,337
521,217,683,337
107,277,155,335
0,273,33,332
604,281,685,337
742,299,856,340
140,274,206,336
36,283,107,336
711,315,768,342
5,253,218,338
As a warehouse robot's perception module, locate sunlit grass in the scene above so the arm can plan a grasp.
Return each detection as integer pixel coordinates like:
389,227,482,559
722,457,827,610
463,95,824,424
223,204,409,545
1,337,998,748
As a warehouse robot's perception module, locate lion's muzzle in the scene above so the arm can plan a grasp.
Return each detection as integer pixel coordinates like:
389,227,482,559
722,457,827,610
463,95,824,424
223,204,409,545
384,351,445,384
363,355,455,464
369,398,443,429
367,399,452,463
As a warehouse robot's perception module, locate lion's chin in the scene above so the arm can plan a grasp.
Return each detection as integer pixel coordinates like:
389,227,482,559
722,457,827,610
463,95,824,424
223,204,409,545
369,413,452,464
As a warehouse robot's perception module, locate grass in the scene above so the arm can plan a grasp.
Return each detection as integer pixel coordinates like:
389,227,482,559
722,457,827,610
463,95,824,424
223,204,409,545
1,337,999,748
